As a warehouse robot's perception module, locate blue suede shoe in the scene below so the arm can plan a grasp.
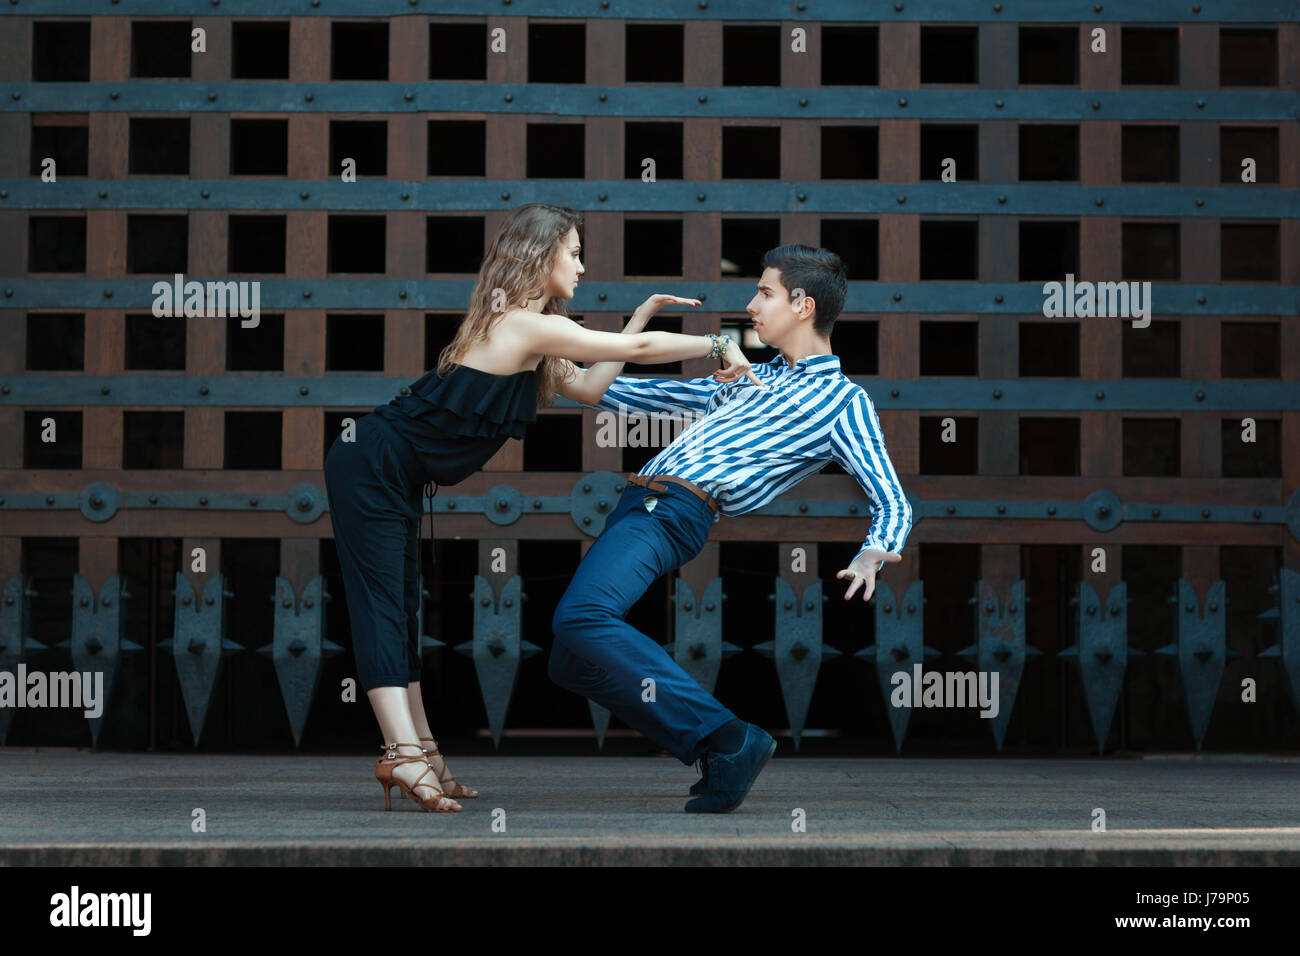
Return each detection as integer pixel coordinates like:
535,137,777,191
684,723,776,813
688,757,708,796
686,759,707,796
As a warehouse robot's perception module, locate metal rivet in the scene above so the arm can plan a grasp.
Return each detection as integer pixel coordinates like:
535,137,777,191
1196,295,1206,305
993,2,1002,9
1151,508,1160,518
892,292,902,302
399,289,407,299
533,500,542,509
992,389,1002,399
697,192,706,202
200,496,208,506
1095,197,1104,207
304,93,313,102
947,505,955,514
796,192,806,201
149,494,158,504
47,495,55,505
207,92,216,102
798,97,807,107
997,194,1006,204
582,516,591,525
798,503,807,513
300,191,310,199
1095,390,1105,400
201,190,210,199
849,504,859,514
1094,3,1102,11
1047,506,1056,515
1202,509,1210,519
1091,100,1100,110
501,191,510,200
897,97,907,107
299,386,309,396
503,93,513,103
1253,510,1261,519
199,385,209,395
103,289,113,299
302,290,311,299
598,192,607,202
894,1,903,9
890,389,899,397
597,292,607,301
447,501,456,509
250,497,258,506
109,91,118,100
401,191,410,200
101,385,109,394
1195,198,1204,207
1192,4,1200,11
994,98,1003,108
997,504,1005,513
1195,99,1205,109
698,94,707,104
98,190,108,199
404,91,413,102
994,294,1003,303
896,194,906,204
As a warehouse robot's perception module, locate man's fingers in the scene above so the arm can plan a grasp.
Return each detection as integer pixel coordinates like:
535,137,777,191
881,552,903,564
843,575,862,600
745,370,765,387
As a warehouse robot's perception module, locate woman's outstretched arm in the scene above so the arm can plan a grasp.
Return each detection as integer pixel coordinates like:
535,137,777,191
510,308,762,399
564,294,693,404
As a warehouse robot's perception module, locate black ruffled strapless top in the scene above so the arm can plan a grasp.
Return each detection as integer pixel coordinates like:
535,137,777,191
370,364,538,488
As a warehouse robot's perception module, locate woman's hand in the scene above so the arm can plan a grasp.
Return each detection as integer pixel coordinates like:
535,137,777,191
713,337,765,387
629,294,700,332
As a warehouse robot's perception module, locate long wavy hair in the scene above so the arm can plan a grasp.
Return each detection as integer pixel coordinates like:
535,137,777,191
436,203,583,407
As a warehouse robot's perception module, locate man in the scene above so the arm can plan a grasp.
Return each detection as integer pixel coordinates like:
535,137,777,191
550,245,914,812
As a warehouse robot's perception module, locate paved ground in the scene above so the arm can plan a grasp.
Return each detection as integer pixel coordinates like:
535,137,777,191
2,750,1298,865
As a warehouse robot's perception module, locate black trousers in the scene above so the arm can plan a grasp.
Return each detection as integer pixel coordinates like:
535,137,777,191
323,414,426,691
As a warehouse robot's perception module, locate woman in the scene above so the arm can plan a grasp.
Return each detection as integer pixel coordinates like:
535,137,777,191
324,203,760,812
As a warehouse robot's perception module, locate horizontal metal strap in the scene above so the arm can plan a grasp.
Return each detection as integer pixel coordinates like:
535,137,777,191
0,482,1293,542
5,180,1295,219
5,82,1295,121
5,279,1295,315
4,0,1293,22
4,377,1298,412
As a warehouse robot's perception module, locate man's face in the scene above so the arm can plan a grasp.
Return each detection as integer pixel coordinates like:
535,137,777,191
745,266,809,348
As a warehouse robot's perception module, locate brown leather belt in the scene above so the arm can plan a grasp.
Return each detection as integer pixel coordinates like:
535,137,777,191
626,473,719,514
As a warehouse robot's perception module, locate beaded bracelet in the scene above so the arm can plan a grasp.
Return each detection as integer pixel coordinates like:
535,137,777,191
708,333,731,361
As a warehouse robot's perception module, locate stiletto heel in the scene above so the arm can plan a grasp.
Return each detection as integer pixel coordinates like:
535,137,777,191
374,742,461,812
419,735,478,799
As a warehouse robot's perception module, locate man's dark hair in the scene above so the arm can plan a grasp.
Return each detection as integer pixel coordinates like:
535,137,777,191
759,244,849,336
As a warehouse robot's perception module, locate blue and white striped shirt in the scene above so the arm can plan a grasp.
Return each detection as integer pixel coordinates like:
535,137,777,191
588,353,913,572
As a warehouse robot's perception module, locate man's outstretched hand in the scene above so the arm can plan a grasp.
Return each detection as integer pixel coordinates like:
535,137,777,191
836,550,903,603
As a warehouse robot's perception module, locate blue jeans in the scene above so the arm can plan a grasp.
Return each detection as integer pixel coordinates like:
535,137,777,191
549,482,738,764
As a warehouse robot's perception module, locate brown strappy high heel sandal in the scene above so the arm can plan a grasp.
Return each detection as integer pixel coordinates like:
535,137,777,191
375,743,461,812
419,736,478,799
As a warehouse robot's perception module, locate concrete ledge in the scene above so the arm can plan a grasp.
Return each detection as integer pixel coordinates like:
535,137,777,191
3,753,1298,866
